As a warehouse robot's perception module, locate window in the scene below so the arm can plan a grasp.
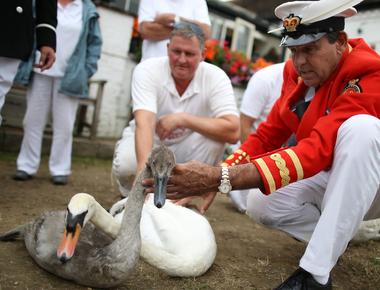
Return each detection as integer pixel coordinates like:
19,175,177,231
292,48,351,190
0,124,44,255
210,15,256,59
231,18,255,59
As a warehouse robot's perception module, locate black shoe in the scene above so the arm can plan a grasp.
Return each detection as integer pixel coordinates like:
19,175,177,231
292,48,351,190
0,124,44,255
13,170,33,181
52,175,68,185
274,268,332,290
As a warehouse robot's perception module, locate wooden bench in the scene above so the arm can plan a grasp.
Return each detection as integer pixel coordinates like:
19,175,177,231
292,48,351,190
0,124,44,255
2,79,107,139
76,79,107,139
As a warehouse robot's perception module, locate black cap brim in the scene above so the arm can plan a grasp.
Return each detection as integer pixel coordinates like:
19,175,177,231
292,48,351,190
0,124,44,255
280,32,326,47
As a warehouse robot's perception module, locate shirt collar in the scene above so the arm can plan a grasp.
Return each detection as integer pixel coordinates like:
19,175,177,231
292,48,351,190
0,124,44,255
164,62,201,100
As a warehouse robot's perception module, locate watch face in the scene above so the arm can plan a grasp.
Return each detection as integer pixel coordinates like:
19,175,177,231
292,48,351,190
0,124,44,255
219,181,232,193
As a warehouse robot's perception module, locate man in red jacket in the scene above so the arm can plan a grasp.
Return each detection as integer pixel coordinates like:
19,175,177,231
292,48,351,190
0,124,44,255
143,0,380,289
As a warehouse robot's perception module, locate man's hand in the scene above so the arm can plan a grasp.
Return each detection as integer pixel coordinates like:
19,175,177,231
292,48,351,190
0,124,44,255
156,113,186,140
143,160,219,199
154,13,176,27
34,46,55,71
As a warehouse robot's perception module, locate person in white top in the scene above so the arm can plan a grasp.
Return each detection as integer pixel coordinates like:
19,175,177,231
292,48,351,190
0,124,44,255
230,62,285,212
14,0,102,185
113,22,239,197
240,62,285,142
138,0,211,61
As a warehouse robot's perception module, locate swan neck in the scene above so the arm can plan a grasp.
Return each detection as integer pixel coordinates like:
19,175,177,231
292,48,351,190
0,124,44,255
117,167,150,237
91,202,120,239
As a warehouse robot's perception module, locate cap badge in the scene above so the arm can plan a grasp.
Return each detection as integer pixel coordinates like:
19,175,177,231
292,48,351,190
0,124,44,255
343,79,362,94
283,14,302,32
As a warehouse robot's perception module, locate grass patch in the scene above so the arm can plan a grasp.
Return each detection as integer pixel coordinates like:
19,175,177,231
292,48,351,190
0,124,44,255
372,257,380,267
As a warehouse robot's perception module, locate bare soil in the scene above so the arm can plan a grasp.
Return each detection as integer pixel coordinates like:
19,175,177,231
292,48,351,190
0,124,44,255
0,152,379,290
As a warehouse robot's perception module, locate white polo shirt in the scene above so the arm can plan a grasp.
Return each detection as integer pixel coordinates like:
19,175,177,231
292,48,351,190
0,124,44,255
138,0,211,61
240,62,285,132
129,57,238,164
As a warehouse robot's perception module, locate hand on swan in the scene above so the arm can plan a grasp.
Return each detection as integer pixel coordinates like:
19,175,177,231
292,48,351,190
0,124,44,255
143,160,220,198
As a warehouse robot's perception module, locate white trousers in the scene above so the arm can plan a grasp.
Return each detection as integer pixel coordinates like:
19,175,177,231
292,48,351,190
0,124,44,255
17,73,79,176
113,125,225,196
246,114,380,278
0,57,21,125
229,189,251,213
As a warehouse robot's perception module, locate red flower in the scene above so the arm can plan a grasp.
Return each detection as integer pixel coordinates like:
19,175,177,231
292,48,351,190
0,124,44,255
204,39,274,86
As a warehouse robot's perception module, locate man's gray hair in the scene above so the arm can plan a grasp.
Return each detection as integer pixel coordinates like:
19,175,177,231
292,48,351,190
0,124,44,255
170,22,205,50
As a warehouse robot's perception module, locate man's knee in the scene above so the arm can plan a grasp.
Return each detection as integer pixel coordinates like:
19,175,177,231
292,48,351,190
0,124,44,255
112,140,136,180
338,114,380,146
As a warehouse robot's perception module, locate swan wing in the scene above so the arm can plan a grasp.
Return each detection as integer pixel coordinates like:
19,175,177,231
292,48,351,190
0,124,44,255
140,196,217,277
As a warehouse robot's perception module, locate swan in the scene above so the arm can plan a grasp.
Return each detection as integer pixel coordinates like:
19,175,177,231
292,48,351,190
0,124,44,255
67,192,217,277
57,141,217,277
0,145,172,288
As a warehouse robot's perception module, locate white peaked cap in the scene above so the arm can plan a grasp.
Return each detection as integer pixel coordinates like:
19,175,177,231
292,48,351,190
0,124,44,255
269,0,364,46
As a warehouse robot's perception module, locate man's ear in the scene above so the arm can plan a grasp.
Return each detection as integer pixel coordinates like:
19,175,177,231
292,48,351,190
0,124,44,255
336,31,348,52
201,47,206,61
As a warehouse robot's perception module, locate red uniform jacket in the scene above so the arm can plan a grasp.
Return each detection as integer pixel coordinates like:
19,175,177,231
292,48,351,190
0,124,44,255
223,38,380,194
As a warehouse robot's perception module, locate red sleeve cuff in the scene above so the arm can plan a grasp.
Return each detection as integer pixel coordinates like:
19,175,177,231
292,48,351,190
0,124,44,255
252,148,304,194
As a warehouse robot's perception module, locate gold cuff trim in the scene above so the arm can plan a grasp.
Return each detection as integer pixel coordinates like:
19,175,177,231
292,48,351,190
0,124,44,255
270,153,290,187
284,149,304,181
255,158,276,193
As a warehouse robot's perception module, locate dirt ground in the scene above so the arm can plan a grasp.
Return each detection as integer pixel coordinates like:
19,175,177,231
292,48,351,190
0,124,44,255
0,152,379,290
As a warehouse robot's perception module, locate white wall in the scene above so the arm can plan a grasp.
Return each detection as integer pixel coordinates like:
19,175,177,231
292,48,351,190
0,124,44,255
90,7,137,138
345,9,380,54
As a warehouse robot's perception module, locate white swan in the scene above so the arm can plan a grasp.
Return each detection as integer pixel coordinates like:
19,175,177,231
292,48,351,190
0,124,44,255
107,193,217,277
0,145,173,288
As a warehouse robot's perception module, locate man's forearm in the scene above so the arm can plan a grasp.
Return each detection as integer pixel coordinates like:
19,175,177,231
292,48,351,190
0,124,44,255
181,113,240,144
135,126,154,172
139,22,172,41
163,161,263,198
240,115,256,143
230,163,264,191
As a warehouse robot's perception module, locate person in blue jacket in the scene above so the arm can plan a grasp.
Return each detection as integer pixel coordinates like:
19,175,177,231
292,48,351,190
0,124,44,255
14,0,102,185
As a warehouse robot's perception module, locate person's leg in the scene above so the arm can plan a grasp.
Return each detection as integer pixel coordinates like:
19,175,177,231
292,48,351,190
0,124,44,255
229,189,250,213
246,172,326,242
112,126,137,197
49,77,79,178
172,132,225,165
299,115,380,283
0,57,21,125
16,74,52,175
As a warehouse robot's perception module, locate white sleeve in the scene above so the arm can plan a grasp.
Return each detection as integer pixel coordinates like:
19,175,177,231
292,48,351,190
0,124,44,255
193,0,211,25
240,72,270,119
131,62,158,114
138,0,156,24
208,67,239,117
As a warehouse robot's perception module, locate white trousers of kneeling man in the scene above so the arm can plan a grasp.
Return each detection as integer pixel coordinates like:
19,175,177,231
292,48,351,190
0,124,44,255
244,114,380,284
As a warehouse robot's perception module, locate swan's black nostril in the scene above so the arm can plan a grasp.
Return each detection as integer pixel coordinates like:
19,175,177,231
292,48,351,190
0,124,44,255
59,254,68,264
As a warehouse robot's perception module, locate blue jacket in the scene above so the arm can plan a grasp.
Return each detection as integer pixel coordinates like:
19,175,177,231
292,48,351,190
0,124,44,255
15,0,102,98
